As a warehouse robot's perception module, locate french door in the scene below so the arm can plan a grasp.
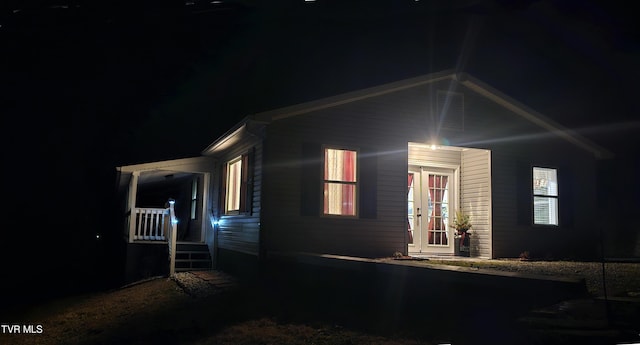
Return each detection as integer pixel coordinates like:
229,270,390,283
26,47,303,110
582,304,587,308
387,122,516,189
408,166,455,254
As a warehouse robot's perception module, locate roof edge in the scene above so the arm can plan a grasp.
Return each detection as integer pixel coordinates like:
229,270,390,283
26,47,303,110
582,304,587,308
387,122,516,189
116,156,215,173
201,116,251,155
457,74,614,159
254,69,457,122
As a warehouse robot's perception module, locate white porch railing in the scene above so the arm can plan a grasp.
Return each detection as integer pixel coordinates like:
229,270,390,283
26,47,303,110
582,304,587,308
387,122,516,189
126,199,179,276
132,207,169,241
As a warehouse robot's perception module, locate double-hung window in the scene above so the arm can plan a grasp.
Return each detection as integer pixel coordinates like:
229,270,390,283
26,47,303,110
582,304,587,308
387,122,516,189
224,154,251,214
323,148,357,216
532,167,558,225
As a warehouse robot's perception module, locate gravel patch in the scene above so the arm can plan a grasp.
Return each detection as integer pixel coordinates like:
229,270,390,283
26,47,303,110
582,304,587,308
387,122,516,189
172,270,237,298
420,259,640,298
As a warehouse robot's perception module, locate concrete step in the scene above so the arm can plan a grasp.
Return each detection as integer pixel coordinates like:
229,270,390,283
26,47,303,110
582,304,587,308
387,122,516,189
174,242,212,272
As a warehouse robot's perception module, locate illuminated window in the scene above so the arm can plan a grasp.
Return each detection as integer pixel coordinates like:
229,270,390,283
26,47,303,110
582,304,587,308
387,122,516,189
323,148,357,216
225,157,242,213
533,167,558,225
223,153,251,214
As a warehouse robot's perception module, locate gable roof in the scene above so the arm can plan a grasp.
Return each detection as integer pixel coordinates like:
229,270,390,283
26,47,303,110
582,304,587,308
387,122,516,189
454,73,612,159
204,69,612,159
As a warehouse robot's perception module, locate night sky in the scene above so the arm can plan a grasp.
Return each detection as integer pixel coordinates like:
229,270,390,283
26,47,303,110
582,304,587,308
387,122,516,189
1,0,638,304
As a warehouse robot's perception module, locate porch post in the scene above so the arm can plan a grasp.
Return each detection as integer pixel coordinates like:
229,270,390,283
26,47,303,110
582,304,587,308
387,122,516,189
169,199,177,276
199,172,210,243
128,171,139,243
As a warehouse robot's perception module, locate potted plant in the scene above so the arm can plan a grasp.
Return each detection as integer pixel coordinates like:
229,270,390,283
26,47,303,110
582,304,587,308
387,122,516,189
451,210,472,257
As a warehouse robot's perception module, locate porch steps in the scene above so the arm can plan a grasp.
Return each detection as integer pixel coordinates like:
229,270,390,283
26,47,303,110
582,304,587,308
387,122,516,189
175,242,212,272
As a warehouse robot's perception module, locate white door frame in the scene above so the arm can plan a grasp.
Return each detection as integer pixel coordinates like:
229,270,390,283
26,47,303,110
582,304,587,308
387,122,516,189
408,167,421,253
408,164,459,254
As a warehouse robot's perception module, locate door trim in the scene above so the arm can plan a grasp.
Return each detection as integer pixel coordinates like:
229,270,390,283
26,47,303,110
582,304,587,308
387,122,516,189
408,165,459,255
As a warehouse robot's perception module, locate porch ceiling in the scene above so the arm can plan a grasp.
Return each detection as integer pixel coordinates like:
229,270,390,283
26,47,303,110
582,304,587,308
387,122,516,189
116,169,196,190
137,170,194,185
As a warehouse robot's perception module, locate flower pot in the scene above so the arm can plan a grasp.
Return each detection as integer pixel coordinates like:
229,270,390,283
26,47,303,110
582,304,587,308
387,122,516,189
456,231,470,257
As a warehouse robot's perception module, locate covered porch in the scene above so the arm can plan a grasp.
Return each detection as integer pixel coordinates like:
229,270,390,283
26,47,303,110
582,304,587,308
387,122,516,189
116,156,216,282
407,142,492,258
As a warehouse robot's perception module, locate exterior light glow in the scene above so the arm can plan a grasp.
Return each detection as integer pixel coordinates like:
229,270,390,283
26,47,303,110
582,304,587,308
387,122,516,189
430,144,437,150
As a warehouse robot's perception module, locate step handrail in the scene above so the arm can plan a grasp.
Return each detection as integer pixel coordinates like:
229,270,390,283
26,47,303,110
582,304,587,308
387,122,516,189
167,198,178,276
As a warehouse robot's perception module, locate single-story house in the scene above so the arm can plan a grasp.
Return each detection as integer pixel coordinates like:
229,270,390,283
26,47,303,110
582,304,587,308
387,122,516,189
115,69,612,282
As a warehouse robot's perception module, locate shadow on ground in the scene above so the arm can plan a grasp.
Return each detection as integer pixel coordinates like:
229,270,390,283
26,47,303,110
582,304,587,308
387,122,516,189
252,257,597,345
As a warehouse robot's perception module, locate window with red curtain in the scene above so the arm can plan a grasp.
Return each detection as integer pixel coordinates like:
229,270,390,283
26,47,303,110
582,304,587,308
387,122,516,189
323,148,357,216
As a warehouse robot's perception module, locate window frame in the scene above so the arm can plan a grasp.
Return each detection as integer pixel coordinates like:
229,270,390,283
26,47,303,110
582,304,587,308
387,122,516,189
224,156,242,214
222,153,251,216
322,146,359,218
532,166,559,226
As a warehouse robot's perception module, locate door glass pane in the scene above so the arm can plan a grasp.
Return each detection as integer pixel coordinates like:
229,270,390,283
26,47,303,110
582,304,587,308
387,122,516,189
427,173,449,246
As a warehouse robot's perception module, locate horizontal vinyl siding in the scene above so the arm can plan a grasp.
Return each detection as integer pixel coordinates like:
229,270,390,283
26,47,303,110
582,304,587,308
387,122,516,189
214,138,263,257
408,145,461,167
461,149,492,258
251,146,263,216
488,149,520,235
263,98,411,258
217,218,260,255
489,141,600,259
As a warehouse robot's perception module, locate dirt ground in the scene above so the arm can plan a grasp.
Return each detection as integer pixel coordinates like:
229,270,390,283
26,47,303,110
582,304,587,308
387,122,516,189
1,259,638,345
0,278,426,345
